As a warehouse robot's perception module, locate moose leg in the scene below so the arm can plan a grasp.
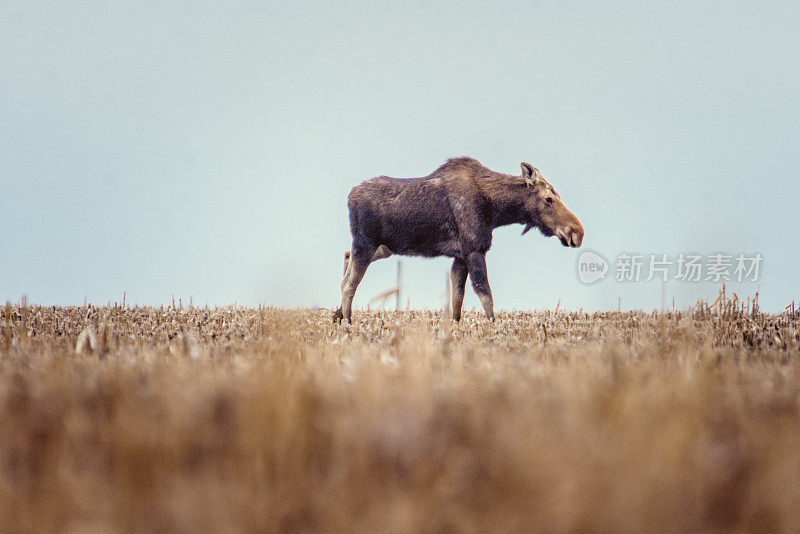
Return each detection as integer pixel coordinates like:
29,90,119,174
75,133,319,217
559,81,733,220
371,245,392,262
336,245,391,323
334,250,353,322
450,258,468,321
338,245,374,323
342,250,351,276
466,252,495,320
340,250,353,298
342,246,390,284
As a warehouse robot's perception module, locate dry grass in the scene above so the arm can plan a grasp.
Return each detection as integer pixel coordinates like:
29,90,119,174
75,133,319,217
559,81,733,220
2,302,800,533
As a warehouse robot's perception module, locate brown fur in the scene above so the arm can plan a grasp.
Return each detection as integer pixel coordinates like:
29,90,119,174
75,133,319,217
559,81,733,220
334,157,584,323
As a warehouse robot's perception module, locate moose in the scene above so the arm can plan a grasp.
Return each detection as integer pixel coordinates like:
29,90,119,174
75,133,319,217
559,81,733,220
333,157,584,323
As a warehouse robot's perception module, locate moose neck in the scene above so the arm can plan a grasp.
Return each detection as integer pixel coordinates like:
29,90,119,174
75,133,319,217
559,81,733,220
480,176,530,229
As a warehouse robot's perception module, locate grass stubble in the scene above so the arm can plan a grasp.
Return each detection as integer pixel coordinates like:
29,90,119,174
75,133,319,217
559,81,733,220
1,302,800,533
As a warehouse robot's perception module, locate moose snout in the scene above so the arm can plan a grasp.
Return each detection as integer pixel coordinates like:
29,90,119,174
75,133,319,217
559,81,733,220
570,224,584,247
556,225,584,248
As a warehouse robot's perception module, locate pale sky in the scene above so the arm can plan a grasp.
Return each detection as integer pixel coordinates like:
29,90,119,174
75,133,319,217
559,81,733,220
2,1,799,311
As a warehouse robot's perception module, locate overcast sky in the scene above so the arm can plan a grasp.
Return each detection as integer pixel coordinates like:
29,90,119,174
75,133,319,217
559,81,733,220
2,1,798,311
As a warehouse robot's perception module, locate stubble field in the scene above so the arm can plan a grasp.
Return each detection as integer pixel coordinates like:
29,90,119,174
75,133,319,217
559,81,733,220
1,303,800,533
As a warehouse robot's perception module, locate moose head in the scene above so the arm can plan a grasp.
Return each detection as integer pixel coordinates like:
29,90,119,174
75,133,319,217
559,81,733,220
520,162,584,248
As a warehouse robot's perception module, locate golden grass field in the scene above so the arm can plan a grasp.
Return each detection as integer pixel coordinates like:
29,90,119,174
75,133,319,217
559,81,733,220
1,301,800,533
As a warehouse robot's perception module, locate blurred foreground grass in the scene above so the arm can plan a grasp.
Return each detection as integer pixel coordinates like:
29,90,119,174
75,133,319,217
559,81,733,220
1,304,800,532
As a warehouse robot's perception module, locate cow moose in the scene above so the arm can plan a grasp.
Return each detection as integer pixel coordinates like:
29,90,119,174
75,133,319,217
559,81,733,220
333,157,584,323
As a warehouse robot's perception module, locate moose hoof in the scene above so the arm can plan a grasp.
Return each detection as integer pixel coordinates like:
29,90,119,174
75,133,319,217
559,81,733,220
333,308,344,324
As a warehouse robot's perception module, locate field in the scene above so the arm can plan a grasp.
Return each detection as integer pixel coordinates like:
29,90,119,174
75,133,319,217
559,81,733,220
2,302,800,533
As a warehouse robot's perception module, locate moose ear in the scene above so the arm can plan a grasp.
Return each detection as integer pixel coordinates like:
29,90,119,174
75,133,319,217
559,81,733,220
521,162,536,186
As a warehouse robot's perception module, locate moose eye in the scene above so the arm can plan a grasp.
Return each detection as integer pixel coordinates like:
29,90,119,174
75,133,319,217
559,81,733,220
545,197,554,205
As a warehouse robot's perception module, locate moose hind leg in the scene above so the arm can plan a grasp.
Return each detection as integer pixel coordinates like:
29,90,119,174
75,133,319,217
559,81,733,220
335,246,389,323
342,246,388,293
371,245,392,262
343,250,351,276
340,246,374,323
334,250,353,323
466,252,495,320
450,258,468,321
340,250,353,294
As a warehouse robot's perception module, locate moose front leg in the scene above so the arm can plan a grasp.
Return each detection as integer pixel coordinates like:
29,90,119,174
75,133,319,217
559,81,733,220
466,252,495,320
450,258,468,321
